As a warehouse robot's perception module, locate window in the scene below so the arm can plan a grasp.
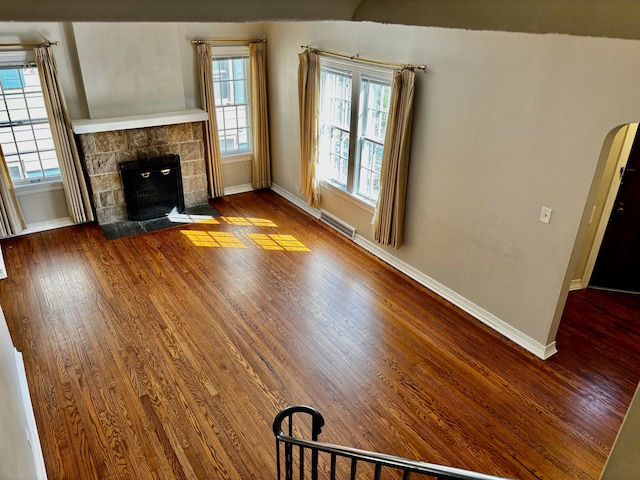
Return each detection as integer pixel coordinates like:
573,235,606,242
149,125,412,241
212,50,251,157
319,60,391,204
0,65,60,185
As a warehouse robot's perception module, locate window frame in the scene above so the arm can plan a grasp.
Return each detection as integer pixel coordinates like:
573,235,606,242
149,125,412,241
0,57,62,187
211,46,252,162
318,57,392,206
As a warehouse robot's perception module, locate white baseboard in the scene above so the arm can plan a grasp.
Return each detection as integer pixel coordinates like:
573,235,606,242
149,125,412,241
21,217,73,236
0,245,6,279
569,279,583,291
270,184,557,360
270,183,321,219
15,349,48,480
224,184,255,196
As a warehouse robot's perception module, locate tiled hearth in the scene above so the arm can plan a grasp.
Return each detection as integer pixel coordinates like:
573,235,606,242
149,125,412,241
77,122,208,225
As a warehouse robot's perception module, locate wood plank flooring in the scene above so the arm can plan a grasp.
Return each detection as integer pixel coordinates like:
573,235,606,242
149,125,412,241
1,189,639,480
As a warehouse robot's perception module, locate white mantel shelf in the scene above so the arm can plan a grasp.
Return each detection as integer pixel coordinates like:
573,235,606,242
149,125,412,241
71,109,208,134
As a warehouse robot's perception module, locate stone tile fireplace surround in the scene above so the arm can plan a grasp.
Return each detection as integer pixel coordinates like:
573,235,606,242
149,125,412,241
76,120,208,225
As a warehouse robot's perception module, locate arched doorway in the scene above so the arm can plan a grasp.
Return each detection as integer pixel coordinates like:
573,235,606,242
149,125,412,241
571,123,639,292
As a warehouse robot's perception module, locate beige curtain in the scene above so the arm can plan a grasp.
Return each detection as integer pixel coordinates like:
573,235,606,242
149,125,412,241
298,51,321,207
0,146,26,238
34,45,94,224
249,41,271,189
372,68,416,248
197,43,225,198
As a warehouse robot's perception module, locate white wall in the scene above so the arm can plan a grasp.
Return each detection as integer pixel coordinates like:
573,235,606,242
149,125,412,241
265,21,640,353
0,304,40,480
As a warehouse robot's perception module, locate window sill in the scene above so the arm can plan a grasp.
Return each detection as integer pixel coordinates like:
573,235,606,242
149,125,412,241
15,179,64,196
320,181,376,214
221,153,252,165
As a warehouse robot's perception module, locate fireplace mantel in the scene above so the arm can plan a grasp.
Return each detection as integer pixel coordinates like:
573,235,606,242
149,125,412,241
71,109,208,134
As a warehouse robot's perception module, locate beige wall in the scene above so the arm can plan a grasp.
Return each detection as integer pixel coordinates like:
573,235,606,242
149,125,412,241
265,21,640,351
601,382,640,479
71,22,266,119
17,186,69,225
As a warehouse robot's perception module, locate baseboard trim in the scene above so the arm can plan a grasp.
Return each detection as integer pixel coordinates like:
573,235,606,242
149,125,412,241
15,349,48,480
21,217,73,236
270,184,321,219
569,279,583,291
224,184,255,196
270,184,557,360
0,245,6,279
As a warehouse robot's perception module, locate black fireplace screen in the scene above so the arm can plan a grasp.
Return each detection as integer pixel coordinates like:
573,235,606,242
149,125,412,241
119,155,185,221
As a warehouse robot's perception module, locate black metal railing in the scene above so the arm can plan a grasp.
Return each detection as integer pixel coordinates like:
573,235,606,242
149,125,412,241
273,406,515,480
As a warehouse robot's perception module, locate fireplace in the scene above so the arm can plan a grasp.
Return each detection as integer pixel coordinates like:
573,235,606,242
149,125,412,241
74,118,209,225
120,155,185,221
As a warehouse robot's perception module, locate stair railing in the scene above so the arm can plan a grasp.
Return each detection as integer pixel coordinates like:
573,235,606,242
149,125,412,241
273,405,515,480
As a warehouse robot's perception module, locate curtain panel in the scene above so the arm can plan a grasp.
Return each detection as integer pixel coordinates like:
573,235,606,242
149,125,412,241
35,45,94,224
196,43,225,198
0,146,26,238
249,42,271,189
298,51,321,207
372,68,417,248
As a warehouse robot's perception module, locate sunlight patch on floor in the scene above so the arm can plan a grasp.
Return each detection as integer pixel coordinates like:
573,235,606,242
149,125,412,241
247,234,311,252
181,231,247,248
181,228,310,252
223,217,278,227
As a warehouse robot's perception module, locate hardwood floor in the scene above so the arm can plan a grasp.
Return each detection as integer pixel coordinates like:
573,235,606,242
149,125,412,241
1,189,639,480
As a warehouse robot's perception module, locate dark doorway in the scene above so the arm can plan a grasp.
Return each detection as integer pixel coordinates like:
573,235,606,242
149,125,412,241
590,128,640,293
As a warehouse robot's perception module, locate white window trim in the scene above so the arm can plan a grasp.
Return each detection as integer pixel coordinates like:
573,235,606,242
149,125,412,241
15,179,64,196
211,45,250,58
321,180,376,214
321,56,393,85
221,152,252,165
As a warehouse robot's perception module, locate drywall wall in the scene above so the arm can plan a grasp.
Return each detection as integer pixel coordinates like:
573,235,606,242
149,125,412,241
601,382,640,479
71,22,266,119
265,21,640,353
17,185,70,225
0,304,39,479
73,23,187,118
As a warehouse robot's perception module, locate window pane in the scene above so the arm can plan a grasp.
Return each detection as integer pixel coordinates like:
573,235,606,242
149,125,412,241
319,69,352,188
356,78,391,203
357,139,384,201
211,55,251,156
0,66,60,184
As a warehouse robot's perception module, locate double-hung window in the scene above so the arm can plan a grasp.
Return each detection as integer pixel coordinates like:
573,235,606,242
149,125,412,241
0,63,60,185
319,59,392,205
212,47,251,158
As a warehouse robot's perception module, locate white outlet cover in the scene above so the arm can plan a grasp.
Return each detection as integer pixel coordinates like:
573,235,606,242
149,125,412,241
540,207,552,224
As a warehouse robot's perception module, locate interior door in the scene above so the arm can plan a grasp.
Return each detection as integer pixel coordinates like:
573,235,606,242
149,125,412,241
590,129,640,293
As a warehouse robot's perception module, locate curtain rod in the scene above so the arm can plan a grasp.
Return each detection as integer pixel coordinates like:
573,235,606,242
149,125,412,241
0,41,60,48
191,39,266,45
301,45,426,71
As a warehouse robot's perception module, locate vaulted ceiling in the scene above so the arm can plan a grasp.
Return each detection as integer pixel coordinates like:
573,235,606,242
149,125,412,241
3,0,640,40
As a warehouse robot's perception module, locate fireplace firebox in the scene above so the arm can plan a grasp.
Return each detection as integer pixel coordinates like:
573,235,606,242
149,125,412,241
119,155,185,221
